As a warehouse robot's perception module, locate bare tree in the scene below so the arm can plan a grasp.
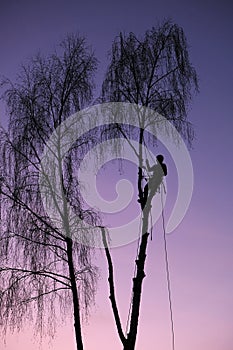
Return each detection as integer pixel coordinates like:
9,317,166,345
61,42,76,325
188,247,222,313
100,20,198,349
0,34,98,350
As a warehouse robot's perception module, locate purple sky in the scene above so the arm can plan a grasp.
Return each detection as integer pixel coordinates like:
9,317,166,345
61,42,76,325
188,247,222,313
0,0,233,349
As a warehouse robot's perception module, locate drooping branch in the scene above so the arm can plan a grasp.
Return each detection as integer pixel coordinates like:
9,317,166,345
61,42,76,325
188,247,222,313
115,123,140,159
20,287,70,305
0,267,71,287
100,227,126,345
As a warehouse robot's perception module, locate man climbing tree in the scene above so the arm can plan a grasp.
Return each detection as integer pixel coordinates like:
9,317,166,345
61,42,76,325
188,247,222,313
141,154,168,206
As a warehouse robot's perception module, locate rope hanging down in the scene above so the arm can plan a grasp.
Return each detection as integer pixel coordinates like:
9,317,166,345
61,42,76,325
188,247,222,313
161,183,176,350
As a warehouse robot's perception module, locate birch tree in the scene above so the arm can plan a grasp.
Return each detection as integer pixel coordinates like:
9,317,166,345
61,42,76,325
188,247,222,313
0,34,98,350
100,20,198,349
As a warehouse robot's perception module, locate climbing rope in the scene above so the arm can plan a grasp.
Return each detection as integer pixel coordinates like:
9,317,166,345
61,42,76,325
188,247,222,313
161,183,176,350
150,205,153,240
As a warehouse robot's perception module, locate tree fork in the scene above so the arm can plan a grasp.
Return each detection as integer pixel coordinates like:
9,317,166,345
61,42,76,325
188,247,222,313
101,227,126,346
125,227,150,350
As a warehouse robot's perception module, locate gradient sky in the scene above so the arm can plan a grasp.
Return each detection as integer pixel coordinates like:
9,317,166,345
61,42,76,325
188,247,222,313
0,1,233,349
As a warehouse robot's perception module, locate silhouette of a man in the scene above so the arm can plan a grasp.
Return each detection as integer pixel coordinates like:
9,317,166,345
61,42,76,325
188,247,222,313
140,154,167,205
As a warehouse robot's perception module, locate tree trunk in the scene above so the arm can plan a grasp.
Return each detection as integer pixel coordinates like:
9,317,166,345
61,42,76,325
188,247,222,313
124,126,151,349
124,205,150,350
66,237,84,350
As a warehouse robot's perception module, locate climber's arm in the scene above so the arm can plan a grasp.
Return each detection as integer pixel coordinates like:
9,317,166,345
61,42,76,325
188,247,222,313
146,159,155,172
